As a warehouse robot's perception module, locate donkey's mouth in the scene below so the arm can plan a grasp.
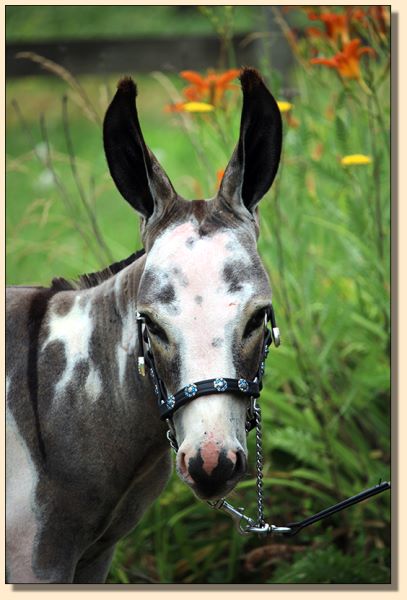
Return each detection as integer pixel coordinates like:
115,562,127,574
190,479,244,502
177,448,247,501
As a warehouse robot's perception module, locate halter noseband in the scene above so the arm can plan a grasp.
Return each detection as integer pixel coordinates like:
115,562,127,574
136,305,280,438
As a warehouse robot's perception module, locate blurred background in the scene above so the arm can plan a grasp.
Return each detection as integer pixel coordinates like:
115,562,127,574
6,5,391,585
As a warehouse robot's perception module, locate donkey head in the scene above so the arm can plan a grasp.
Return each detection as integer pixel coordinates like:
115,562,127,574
103,68,282,500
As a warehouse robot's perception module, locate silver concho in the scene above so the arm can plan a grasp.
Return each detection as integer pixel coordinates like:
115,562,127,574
238,378,249,392
214,377,228,392
184,383,198,398
166,395,175,409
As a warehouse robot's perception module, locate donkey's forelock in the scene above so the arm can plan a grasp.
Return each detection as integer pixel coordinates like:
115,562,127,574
142,196,259,251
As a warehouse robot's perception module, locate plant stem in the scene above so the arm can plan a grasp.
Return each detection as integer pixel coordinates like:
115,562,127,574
62,95,114,264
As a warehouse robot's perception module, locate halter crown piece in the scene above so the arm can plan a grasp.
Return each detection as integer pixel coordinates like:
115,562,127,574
136,305,390,536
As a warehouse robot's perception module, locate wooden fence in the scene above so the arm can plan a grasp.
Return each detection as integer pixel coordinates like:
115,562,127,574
6,23,294,80
7,34,264,78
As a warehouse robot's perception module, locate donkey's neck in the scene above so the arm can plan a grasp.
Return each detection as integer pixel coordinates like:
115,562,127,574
30,252,170,493
43,253,151,411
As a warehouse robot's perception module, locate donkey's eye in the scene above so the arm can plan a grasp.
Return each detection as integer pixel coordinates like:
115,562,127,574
243,308,267,338
143,315,169,343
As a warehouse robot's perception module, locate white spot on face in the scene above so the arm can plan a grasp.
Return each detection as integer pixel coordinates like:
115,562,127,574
140,221,269,453
143,222,255,384
85,367,102,402
6,409,42,582
42,295,93,396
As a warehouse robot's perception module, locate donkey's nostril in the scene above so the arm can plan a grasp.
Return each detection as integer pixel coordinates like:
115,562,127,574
232,450,247,479
178,452,188,477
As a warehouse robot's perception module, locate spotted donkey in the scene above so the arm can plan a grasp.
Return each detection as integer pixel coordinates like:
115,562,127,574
6,68,282,583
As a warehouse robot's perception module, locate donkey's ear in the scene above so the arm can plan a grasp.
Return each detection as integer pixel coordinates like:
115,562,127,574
218,68,282,212
103,77,176,219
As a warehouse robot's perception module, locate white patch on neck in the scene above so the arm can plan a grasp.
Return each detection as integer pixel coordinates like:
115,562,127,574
42,295,93,396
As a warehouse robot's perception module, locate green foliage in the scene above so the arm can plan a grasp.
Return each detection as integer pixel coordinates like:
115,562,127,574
269,541,390,584
6,5,258,41
6,6,390,586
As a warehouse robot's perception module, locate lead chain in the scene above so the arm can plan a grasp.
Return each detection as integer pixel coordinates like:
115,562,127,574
254,400,265,528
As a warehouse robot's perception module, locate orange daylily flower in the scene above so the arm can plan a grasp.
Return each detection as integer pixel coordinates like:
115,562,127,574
304,8,320,20
306,26,324,39
348,7,367,24
348,6,389,37
285,112,300,128
180,70,207,102
310,39,375,80
180,69,240,106
308,10,349,44
369,6,390,35
165,69,239,113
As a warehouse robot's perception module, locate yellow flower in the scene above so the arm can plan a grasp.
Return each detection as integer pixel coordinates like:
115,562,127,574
277,101,293,113
182,102,215,113
341,154,372,166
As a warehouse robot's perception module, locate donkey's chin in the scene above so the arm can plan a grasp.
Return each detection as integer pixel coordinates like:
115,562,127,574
190,476,245,502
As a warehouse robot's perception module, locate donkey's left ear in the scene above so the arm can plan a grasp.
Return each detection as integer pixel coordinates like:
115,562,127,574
218,68,282,212
103,77,177,220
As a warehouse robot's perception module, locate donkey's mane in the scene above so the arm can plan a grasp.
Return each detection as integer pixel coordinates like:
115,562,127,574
50,248,145,291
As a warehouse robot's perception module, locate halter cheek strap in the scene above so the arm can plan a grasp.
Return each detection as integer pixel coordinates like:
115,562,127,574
136,306,279,429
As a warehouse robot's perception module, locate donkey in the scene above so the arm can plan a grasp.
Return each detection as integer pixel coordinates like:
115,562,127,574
6,68,282,583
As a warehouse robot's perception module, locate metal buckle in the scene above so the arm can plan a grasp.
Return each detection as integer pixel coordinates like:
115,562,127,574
207,499,292,536
166,418,179,452
207,499,256,536
136,311,147,376
138,357,146,377
247,396,257,421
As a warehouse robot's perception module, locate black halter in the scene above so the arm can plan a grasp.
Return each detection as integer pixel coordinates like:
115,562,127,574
136,305,280,430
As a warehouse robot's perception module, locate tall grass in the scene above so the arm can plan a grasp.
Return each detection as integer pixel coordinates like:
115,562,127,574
6,6,390,584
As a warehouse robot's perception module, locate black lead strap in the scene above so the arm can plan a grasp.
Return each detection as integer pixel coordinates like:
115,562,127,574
211,480,391,536
281,480,391,536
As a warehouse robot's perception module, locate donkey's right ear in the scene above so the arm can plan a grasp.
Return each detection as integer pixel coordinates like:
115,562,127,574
217,68,282,213
103,77,176,219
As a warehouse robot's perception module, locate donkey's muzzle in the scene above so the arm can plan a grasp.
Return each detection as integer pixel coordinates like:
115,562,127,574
181,446,247,500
